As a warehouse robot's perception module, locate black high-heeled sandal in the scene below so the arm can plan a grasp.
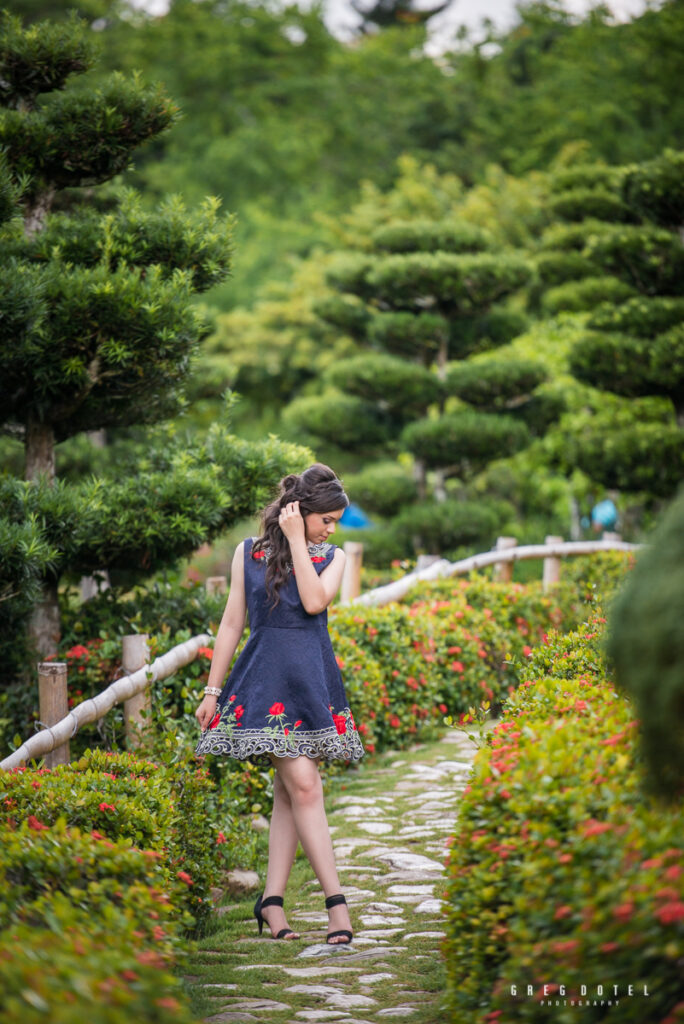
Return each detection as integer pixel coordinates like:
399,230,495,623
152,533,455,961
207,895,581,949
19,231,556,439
325,893,353,945
254,893,299,940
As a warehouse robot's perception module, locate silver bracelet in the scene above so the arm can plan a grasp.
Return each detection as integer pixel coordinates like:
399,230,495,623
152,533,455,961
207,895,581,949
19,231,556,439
204,686,222,697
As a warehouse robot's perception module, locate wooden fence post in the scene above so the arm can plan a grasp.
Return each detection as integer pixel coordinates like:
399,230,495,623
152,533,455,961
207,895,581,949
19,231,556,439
543,535,564,591
206,576,227,596
38,661,70,767
493,536,517,582
341,542,363,602
123,634,151,750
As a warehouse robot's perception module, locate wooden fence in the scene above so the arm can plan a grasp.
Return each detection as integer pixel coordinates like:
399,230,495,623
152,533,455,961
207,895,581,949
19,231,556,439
1,532,637,772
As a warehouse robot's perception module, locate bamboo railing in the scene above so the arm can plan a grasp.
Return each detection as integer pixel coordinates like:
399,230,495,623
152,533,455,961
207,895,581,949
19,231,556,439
1,633,210,772
343,534,639,608
2,532,638,772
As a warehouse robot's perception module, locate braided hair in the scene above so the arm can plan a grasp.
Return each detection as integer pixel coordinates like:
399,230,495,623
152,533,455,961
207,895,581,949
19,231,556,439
253,463,349,608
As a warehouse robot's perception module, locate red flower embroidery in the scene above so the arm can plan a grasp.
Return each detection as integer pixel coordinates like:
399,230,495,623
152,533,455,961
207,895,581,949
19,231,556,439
234,705,244,718
209,712,221,729
294,720,302,728
332,713,347,735
311,555,326,562
253,550,265,559
269,702,285,716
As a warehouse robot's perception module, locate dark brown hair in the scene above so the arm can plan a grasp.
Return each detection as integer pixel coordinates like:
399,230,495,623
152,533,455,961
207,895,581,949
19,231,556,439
253,463,349,607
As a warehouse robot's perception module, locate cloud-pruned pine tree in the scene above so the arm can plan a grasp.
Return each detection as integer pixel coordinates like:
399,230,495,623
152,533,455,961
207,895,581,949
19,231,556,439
535,150,684,499
0,13,309,670
282,216,558,561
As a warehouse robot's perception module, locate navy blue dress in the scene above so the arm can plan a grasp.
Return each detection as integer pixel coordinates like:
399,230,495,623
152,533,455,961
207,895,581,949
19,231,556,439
194,537,365,765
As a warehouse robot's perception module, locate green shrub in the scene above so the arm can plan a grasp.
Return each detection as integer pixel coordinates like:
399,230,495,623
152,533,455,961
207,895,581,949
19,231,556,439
401,409,530,474
444,619,684,1023
541,275,636,314
550,165,623,194
391,499,511,557
548,188,634,224
282,390,391,449
371,219,491,254
586,296,684,337
448,308,529,357
444,358,547,409
608,488,684,800
313,293,370,337
368,310,444,359
324,352,440,418
0,898,196,1023
343,461,418,517
534,250,595,286
2,748,220,930
582,224,684,295
622,148,684,230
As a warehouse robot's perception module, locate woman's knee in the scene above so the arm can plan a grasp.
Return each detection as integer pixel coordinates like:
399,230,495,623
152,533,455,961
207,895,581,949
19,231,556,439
278,758,322,806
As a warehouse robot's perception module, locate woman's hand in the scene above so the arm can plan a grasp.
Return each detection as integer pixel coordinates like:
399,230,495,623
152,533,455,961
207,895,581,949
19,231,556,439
279,500,306,545
196,694,218,731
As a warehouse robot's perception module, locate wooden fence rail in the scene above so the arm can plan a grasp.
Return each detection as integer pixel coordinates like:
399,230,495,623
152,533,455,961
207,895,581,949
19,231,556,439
1,633,210,772
346,536,639,608
2,533,639,772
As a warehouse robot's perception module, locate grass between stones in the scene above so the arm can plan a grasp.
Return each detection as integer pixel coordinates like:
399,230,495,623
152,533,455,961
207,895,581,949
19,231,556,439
179,728,477,1024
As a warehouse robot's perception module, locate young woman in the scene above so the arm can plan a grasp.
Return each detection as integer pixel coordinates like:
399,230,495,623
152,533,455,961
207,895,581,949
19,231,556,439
194,463,364,944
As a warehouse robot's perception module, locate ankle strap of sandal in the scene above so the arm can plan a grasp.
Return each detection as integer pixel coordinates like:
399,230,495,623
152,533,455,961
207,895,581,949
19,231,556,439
325,893,347,909
261,895,284,909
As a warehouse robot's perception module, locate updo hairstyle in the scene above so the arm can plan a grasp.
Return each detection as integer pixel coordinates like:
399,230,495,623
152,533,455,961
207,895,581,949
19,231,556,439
252,463,349,607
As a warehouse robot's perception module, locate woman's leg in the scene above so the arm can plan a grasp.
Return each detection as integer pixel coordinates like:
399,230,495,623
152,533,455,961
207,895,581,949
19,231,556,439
273,755,352,943
260,770,300,938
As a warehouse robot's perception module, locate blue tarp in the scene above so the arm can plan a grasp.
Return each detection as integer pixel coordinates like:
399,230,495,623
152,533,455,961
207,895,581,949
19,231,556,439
340,502,373,529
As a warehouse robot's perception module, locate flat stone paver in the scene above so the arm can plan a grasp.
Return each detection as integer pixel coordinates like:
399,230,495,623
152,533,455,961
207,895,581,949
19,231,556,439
194,728,477,1022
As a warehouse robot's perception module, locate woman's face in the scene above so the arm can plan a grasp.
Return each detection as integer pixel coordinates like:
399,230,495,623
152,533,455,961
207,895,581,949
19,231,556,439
304,508,345,543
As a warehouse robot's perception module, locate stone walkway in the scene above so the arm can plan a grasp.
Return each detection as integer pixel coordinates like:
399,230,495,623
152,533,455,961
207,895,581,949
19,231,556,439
189,728,476,1024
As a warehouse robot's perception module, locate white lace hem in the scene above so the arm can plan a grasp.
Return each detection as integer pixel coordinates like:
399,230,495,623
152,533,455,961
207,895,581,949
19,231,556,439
194,723,365,764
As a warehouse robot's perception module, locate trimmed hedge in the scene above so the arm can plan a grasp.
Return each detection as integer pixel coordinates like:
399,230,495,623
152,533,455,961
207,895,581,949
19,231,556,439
0,556,636,1021
444,619,684,1023
0,748,226,1022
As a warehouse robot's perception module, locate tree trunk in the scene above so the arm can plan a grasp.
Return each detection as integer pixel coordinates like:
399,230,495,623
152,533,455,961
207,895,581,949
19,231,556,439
25,417,60,658
413,456,427,501
433,468,447,502
29,581,61,660
23,187,54,239
25,417,55,484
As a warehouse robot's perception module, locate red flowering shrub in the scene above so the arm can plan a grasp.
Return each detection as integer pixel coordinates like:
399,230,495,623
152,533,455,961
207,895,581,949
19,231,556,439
444,619,684,1023
3,748,218,931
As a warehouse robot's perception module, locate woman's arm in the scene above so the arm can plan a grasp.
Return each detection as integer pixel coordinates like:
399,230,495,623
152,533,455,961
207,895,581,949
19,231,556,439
281,502,346,615
195,541,248,731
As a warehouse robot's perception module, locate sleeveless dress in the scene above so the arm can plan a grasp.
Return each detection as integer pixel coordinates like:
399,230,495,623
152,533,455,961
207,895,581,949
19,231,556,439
194,537,365,765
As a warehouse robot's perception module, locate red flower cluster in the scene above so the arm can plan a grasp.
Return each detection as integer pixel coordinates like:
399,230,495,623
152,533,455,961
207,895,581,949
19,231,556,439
269,702,285,716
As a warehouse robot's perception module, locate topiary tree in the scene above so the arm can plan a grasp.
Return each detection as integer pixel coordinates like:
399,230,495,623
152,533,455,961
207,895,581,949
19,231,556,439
534,150,684,500
0,13,309,671
608,486,684,802
283,215,561,560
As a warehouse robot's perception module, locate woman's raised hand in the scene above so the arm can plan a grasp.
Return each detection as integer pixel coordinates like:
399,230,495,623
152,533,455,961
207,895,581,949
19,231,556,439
279,500,306,544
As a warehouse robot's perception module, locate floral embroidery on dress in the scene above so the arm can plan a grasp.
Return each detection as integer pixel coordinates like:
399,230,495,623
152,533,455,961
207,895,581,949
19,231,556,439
201,696,361,763
251,539,332,574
